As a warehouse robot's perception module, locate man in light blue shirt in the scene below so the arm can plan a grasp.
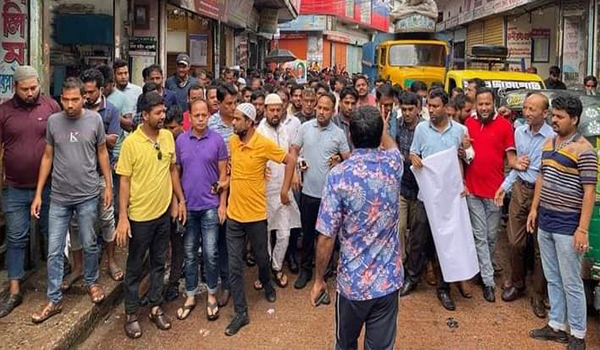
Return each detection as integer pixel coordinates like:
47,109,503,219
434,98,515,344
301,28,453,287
113,59,142,112
493,92,555,318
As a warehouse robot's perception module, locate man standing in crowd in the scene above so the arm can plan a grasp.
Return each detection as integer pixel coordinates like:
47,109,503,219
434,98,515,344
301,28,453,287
544,66,567,90
257,94,301,289
241,87,253,103
207,84,221,116
62,68,123,291
465,87,518,303
97,64,133,122
166,54,199,111
209,83,237,155
182,84,204,132
30,77,112,323
289,84,303,116
376,84,398,140
251,90,266,125
291,93,351,290
295,88,317,123
146,64,178,110
274,87,301,139
115,92,186,339
175,99,228,321
528,95,596,350
494,93,554,317
409,89,468,311
224,103,296,336
584,75,597,95
311,105,402,350
333,86,358,149
465,78,486,105
114,58,142,111
0,66,61,318
354,75,376,107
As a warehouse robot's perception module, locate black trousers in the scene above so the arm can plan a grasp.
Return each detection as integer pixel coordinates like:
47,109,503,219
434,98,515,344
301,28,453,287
299,194,321,273
226,219,271,315
124,211,170,315
168,221,184,285
335,290,399,350
404,199,448,292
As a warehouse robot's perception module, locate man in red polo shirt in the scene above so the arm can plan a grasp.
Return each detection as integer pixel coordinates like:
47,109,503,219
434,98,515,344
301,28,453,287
464,87,523,304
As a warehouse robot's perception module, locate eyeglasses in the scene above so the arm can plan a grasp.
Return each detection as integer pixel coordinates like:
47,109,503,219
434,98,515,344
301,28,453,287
152,142,162,160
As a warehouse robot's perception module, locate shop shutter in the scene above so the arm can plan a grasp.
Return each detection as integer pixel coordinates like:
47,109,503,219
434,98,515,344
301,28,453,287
467,21,484,56
484,16,504,46
346,45,361,74
334,42,347,68
277,38,308,60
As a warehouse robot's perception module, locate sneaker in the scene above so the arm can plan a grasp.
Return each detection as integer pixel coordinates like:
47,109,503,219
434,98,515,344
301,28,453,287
224,312,249,336
568,336,586,350
529,325,569,344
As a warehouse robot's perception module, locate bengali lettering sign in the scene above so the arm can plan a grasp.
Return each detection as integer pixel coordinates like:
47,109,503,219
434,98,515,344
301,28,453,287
1,0,27,99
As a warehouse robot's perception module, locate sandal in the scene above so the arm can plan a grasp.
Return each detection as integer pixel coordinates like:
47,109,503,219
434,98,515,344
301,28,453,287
149,307,171,330
206,294,219,321
32,302,63,324
253,280,263,290
87,283,106,304
124,314,142,339
109,264,124,282
176,298,196,320
273,270,288,288
61,273,82,292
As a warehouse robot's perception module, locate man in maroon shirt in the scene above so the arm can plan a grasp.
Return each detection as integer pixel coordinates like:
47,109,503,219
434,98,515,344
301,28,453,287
464,87,525,303
0,66,61,318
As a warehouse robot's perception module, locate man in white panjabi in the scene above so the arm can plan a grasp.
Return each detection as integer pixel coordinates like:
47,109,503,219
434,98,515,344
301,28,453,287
256,94,301,288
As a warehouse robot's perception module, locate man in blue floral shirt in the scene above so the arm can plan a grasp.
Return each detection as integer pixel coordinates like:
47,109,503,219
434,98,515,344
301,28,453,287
311,105,403,350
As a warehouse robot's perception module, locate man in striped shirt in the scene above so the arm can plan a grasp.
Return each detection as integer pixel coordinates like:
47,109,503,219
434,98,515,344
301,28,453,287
527,95,597,350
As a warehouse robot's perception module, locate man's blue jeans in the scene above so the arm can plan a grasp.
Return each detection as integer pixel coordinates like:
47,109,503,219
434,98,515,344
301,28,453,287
47,196,100,304
2,186,50,280
467,195,501,288
538,228,587,339
184,208,223,295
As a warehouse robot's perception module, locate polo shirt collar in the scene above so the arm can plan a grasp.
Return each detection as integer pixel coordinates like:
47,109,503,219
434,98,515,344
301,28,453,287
334,113,350,126
428,118,453,134
238,131,258,149
312,119,333,130
527,122,553,138
11,95,42,109
97,96,108,112
189,128,210,140
473,112,499,122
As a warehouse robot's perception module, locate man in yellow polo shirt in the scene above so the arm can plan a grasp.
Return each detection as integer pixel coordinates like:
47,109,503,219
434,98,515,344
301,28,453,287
224,103,296,336
115,92,187,339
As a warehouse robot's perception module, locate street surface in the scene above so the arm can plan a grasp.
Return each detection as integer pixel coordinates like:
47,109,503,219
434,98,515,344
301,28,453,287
80,229,600,350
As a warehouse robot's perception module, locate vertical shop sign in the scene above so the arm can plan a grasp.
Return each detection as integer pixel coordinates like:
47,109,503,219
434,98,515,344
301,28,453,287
0,0,28,99
190,34,208,66
563,16,583,84
506,22,531,71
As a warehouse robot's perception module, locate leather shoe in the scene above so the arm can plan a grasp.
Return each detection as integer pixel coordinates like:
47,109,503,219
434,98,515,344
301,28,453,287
287,255,299,274
149,307,171,330
294,270,312,290
400,279,418,297
0,292,23,318
501,286,525,302
531,297,547,318
437,290,456,311
225,312,250,336
264,284,276,303
483,286,496,303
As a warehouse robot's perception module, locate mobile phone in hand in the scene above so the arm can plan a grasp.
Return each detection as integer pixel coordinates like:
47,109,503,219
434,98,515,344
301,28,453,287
314,289,330,306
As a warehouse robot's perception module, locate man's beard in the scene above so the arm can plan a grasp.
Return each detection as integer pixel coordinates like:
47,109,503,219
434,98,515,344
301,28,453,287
478,112,494,124
235,128,247,138
16,92,40,106
267,117,280,127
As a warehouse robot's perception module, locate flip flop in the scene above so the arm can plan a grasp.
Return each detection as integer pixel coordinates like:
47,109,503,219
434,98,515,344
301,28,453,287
176,302,196,320
273,270,288,288
61,273,82,292
253,280,263,290
206,294,219,321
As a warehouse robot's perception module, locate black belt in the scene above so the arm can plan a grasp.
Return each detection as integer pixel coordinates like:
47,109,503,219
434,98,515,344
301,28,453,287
518,178,536,189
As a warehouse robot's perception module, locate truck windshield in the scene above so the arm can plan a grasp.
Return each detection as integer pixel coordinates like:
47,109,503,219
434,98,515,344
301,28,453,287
389,44,446,67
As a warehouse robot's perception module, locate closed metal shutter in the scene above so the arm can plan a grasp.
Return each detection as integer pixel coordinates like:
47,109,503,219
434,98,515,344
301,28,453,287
467,22,484,56
484,16,504,46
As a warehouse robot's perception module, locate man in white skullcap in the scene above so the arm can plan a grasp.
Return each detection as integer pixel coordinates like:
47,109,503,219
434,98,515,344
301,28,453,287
256,94,301,289
0,66,61,318
223,103,297,336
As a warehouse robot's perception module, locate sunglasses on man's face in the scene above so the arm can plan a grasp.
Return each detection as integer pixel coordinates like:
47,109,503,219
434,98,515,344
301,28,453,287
152,142,162,160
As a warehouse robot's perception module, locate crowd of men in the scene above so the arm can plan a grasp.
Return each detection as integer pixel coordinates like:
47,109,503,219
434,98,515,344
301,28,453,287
0,53,596,350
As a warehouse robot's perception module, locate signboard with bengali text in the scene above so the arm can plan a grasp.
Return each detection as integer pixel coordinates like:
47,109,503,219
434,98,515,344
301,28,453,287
0,0,28,100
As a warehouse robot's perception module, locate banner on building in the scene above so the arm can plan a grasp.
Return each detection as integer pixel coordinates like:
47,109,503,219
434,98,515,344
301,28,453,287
283,60,307,83
563,16,583,85
506,23,531,71
258,8,279,34
228,0,254,28
1,0,28,99
178,0,228,22
307,35,323,64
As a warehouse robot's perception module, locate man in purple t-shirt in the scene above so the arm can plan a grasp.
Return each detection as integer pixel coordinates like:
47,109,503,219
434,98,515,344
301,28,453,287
175,99,229,321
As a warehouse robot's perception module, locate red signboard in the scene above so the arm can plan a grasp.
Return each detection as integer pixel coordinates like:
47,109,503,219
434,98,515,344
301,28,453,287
1,0,28,99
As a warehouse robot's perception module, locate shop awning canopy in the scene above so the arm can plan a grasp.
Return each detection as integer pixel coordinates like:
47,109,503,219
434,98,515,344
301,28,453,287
264,48,297,63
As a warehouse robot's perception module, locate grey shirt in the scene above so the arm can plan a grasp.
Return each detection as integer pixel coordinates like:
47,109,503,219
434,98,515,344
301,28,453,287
294,119,350,198
46,110,106,205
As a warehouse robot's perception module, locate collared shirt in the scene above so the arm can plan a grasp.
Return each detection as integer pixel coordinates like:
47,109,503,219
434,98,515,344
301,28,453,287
208,112,234,156
357,94,376,107
410,119,465,159
119,82,142,111
0,95,61,187
165,74,199,111
294,111,315,124
96,97,122,164
396,116,423,199
106,88,134,117
544,78,567,90
162,89,178,110
283,113,301,140
332,113,352,150
501,123,555,192
227,132,287,223
465,114,516,198
116,128,175,222
294,119,350,198
317,148,404,301
133,88,179,127
176,129,227,211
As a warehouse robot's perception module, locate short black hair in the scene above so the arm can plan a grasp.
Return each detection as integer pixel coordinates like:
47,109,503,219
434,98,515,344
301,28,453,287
142,82,160,94
549,66,561,76
251,89,266,102
468,78,486,90
113,58,127,71
80,68,104,89
315,81,330,93
430,82,445,90
318,92,337,107
217,83,237,103
206,84,219,96
97,65,114,84
242,86,253,95
375,77,386,84
142,67,150,81
451,87,464,95
447,99,458,110
188,83,203,98
376,84,394,101
400,92,419,106
454,94,467,109
353,75,369,86
410,81,427,92
475,87,495,101
350,106,383,149
428,88,449,105
62,77,84,95
290,84,303,96
146,64,163,77
165,105,183,125
140,91,164,113
552,94,583,125
276,87,290,100
339,86,359,101
584,75,598,87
